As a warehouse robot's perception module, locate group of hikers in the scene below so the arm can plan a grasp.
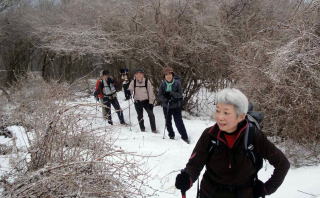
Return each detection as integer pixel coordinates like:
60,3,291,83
94,67,190,144
94,67,290,198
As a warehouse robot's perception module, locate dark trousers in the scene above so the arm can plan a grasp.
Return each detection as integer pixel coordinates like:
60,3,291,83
123,84,131,100
124,89,131,100
134,100,156,131
102,97,124,123
163,107,188,139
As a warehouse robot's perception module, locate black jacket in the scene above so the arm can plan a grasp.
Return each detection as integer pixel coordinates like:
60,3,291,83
185,120,290,198
158,79,183,109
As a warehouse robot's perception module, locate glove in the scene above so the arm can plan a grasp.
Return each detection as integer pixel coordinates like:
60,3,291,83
94,90,98,97
163,91,171,100
253,180,267,198
175,170,192,192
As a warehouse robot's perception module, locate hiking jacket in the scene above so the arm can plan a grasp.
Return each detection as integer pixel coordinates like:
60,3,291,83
95,77,117,99
185,120,290,198
128,78,155,104
158,79,183,109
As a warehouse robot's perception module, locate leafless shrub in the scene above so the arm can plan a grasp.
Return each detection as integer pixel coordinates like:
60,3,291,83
264,32,320,142
223,0,320,165
0,144,12,155
1,0,319,165
0,73,153,197
0,0,233,110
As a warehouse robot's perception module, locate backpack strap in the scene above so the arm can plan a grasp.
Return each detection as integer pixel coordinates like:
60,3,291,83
245,123,263,180
244,123,257,166
207,126,219,161
133,79,136,99
247,114,261,130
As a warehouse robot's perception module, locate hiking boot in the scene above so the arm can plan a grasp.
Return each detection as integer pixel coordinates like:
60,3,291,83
120,121,128,125
108,121,113,125
182,138,190,144
141,128,146,132
152,129,158,133
169,136,175,140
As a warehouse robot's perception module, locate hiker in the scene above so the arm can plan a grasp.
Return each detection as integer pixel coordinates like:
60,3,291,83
128,69,157,132
158,67,189,144
94,70,126,125
120,68,131,100
175,88,290,198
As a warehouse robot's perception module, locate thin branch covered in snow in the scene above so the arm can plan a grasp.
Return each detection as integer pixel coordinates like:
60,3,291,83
0,74,154,198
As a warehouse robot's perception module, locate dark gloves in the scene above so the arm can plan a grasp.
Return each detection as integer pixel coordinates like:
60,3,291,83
93,91,99,101
163,91,171,100
175,170,192,192
253,180,267,198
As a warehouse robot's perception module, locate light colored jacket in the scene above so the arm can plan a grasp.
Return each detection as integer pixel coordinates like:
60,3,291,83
128,78,155,104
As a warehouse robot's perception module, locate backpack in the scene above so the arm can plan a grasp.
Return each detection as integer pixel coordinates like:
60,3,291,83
94,78,116,98
133,78,149,99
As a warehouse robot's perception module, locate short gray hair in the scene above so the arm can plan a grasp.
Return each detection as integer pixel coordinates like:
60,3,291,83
216,88,249,115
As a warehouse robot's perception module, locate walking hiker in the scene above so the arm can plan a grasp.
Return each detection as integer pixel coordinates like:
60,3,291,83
94,70,126,125
158,67,189,144
120,68,131,100
175,88,290,198
128,69,157,133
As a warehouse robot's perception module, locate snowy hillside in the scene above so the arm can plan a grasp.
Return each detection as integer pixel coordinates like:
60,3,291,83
1,91,320,198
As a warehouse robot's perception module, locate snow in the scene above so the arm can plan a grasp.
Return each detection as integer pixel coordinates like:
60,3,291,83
1,91,320,197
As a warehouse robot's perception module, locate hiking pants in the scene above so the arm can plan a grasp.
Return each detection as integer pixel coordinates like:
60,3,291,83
163,107,188,139
124,89,131,100
134,100,156,131
123,83,131,100
102,97,125,123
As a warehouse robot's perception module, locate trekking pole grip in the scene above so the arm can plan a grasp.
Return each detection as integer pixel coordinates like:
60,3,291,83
181,190,186,198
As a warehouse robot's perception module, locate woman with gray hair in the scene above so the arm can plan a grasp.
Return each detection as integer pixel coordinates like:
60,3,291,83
175,88,290,198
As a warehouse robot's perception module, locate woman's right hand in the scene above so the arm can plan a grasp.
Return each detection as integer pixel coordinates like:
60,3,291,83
175,170,192,192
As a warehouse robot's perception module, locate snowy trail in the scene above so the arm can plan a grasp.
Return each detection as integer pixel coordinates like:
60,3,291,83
86,92,320,198
1,91,320,198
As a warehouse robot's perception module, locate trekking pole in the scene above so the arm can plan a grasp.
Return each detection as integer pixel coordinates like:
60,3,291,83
128,98,132,131
162,100,170,139
181,190,186,198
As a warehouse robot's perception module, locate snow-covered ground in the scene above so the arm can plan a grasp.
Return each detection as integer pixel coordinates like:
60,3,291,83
1,91,320,197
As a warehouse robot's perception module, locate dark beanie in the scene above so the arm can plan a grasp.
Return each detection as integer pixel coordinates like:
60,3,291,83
102,70,110,76
135,68,144,74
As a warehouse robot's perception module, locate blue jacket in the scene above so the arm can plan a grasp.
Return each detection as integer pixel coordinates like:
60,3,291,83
158,79,183,109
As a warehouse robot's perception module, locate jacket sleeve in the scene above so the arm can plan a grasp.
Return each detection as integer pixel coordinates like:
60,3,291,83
157,82,167,104
95,80,103,97
255,131,290,195
147,80,156,104
170,80,183,100
185,128,212,182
